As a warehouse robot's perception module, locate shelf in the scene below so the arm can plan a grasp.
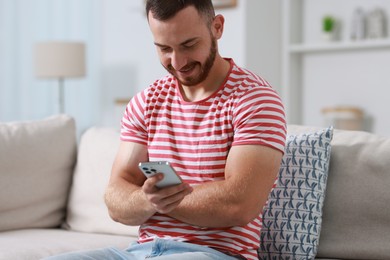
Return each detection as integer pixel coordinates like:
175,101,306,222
281,0,390,134
289,39,390,53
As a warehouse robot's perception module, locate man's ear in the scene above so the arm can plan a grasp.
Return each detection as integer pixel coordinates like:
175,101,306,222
212,14,225,39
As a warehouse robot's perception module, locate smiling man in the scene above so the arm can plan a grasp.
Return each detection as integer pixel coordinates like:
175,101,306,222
45,1,286,259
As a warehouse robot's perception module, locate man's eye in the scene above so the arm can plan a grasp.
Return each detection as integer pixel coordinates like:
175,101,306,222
160,47,172,52
184,43,196,49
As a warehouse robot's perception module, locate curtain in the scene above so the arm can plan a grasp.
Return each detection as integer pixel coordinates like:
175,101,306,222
0,0,101,134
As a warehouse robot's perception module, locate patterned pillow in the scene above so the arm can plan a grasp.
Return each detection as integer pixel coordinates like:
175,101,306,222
258,127,333,260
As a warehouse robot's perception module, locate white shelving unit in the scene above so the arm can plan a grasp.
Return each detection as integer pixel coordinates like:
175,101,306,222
289,39,390,53
281,0,390,132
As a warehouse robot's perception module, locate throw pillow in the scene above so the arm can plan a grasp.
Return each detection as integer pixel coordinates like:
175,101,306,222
0,115,77,231
64,127,140,237
258,126,333,259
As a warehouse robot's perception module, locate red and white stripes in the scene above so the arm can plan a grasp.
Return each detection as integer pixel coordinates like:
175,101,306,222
121,59,286,259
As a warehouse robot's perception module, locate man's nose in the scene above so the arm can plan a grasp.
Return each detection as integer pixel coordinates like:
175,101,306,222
170,51,187,71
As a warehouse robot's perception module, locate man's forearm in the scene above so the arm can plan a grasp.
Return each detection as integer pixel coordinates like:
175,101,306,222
167,145,282,228
167,180,259,228
105,180,156,226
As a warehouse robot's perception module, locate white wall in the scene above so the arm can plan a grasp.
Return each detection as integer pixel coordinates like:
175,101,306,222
245,0,282,92
100,0,165,127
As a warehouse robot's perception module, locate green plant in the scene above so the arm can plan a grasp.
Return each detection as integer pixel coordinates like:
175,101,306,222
323,16,335,32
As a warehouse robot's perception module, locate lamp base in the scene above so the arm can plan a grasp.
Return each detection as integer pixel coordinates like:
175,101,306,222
58,78,65,114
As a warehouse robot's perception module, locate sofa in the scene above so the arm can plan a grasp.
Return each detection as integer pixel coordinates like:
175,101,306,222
0,115,389,260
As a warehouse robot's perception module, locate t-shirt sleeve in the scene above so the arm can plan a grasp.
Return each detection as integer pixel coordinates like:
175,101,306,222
232,86,287,153
120,90,148,146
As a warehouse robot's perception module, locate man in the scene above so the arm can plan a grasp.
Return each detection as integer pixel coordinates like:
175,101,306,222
47,0,286,259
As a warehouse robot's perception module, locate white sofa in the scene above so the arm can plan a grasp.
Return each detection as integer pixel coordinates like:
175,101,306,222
0,115,389,260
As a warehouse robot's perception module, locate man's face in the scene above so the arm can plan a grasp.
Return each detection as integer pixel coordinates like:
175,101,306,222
148,6,217,87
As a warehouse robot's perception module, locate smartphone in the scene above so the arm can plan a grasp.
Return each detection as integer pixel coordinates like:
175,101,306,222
138,161,183,188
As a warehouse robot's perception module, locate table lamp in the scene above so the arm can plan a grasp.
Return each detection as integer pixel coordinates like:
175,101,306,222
34,41,86,113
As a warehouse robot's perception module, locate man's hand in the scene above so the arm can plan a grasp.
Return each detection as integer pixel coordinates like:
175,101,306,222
142,173,193,214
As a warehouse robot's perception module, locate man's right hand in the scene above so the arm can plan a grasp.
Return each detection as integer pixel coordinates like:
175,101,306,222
106,141,193,226
142,173,193,214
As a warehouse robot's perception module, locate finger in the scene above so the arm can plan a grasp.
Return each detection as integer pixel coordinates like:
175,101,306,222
147,183,188,205
156,200,183,214
154,185,193,213
142,173,163,193
160,185,192,205
157,182,193,197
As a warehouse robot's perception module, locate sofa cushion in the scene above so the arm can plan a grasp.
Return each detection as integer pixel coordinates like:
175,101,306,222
259,127,333,259
64,127,140,236
0,229,134,260
315,129,390,259
0,115,77,231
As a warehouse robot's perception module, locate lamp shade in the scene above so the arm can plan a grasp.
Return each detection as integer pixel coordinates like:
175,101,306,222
34,41,86,78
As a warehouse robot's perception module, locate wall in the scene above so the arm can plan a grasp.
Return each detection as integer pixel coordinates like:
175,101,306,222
245,0,282,92
100,0,162,127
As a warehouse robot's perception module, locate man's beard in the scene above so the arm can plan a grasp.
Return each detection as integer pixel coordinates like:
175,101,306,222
164,37,217,86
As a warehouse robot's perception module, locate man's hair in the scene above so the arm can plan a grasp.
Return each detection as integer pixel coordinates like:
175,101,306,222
146,0,215,26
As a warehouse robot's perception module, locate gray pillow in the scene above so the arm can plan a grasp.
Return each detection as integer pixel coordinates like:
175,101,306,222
0,115,77,231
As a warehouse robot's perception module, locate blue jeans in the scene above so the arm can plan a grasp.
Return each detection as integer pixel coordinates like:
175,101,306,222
43,238,243,259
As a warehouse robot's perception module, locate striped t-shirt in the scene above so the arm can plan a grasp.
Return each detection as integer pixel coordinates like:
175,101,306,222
121,59,286,259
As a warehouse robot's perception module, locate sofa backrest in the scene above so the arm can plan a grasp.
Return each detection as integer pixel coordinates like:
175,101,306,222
0,115,77,231
288,125,390,259
63,127,140,237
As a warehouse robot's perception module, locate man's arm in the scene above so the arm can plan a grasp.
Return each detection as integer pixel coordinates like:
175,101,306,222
104,141,153,225
104,141,193,226
166,144,283,228
106,142,281,228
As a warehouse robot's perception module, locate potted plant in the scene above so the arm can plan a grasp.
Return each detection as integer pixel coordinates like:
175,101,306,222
322,15,336,41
